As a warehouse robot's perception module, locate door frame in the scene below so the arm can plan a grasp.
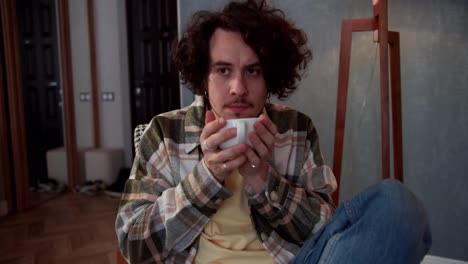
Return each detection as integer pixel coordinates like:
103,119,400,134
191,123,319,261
0,31,13,213
0,0,79,212
57,0,79,191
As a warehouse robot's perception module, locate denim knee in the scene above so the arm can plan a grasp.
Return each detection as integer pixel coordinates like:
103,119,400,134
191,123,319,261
378,179,421,213
377,179,432,248
377,179,421,217
294,179,432,264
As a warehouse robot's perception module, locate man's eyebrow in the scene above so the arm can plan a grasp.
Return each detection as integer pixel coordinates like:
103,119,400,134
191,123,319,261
210,61,262,68
246,62,262,68
211,61,232,67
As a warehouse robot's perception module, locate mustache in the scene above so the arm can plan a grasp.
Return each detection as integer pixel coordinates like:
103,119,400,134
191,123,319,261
223,98,254,107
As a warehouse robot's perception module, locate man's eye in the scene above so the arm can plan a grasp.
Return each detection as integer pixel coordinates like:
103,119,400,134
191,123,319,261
217,68,230,75
247,68,262,76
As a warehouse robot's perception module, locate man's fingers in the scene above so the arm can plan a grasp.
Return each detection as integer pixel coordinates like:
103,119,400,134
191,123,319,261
224,155,247,171
203,127,236,152
204,143,247,178
259,114,278,136
205,110,215,124
249,133,270,158
244,147,261,167
253,121,275,147
215,143,247,162
202,116,226,139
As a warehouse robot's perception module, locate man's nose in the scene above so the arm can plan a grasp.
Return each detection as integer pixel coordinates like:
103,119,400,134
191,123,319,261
229,74,247,96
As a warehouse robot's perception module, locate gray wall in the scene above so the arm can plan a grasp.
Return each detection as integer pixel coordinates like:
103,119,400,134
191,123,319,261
179,0,468,261
68,0,133,167
69,0,94,150
94,0,132,166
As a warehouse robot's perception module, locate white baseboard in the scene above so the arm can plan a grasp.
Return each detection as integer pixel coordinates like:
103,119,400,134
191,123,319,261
0,200,7,216
422,255,468,264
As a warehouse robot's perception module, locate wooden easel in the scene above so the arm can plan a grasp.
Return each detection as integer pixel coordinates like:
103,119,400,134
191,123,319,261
332,0,402,204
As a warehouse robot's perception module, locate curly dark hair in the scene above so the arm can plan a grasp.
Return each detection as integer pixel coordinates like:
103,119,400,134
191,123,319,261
171,0,312,100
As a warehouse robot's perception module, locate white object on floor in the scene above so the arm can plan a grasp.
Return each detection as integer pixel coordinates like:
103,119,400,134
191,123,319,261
422,255,468,264
46,147,87,185
84,148,123,185
46,147,68,184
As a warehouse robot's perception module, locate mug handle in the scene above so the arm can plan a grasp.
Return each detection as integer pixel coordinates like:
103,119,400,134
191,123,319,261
237,120,246,144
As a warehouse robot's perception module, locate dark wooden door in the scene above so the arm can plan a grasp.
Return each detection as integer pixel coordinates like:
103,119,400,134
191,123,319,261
16,0,63,187
0,14,15,211
127,0,180,130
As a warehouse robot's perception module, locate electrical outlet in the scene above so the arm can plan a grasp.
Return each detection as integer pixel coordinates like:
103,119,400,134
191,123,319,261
101,92,115,102
80,92,91,102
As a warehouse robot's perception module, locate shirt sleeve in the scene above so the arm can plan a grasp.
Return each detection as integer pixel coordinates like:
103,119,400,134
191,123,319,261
115,118,231,263
246,116,337,244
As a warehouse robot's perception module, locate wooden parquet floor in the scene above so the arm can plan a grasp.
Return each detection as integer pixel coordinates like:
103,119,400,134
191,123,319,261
0,192,121,264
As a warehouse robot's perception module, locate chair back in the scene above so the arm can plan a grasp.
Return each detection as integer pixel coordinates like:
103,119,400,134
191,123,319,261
134,124,148,152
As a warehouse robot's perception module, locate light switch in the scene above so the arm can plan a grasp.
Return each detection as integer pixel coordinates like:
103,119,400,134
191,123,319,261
101,92,115,102
80,92,90,102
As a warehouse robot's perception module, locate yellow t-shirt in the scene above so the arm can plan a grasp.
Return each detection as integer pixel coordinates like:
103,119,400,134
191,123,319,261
195,169,275,264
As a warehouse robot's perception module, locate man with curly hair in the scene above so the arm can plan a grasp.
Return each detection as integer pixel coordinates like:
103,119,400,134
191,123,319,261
116,1,431,263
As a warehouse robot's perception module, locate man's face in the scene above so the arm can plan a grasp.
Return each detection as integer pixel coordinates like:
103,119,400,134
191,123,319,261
206,28,267,119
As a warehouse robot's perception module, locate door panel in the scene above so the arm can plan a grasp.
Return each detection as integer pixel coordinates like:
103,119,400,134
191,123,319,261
0,16,15,212
17,0,63,186
128,0,180,130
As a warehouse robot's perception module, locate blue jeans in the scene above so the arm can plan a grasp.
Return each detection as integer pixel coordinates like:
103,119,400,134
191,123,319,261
293,179,432,264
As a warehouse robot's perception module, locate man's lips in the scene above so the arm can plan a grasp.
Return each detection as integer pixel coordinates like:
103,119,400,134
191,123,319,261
226,103,251,113
223,98,254,114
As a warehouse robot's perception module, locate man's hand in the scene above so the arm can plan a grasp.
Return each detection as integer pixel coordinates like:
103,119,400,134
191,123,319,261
239,114,278,193
200,111,247,183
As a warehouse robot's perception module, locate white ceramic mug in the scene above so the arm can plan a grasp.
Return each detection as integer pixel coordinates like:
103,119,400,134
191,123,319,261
219,117,258,149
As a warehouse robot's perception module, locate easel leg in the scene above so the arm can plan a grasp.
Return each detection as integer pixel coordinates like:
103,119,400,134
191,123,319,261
389,31,403,182
332,20,353,205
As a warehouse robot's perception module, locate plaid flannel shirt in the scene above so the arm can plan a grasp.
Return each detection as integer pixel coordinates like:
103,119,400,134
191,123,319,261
116,96,337,263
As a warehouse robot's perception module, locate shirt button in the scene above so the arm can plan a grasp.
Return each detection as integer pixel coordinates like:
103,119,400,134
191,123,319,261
261,233,268,242
214,198,223,204
270,191,279,202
